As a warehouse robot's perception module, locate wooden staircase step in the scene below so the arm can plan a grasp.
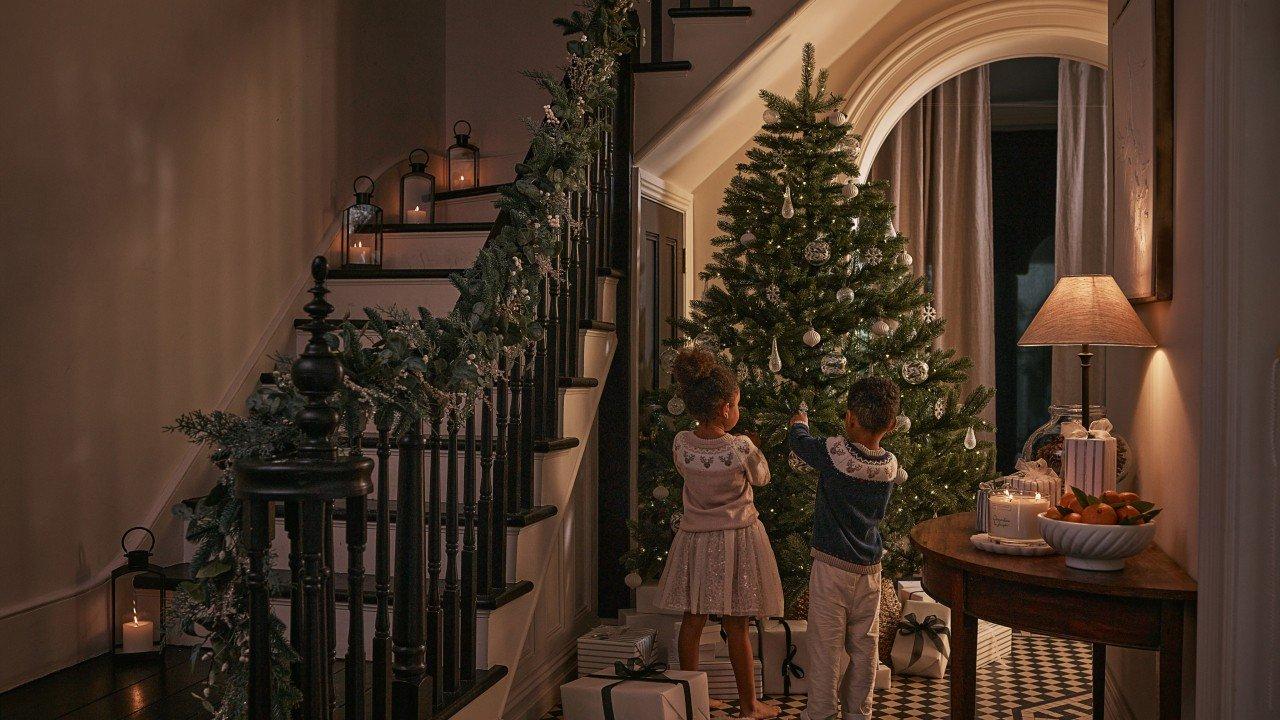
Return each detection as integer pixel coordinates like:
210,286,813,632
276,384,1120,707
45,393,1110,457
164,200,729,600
506,504,557,529
580,319,616,332
434,183,509,202
432,665,508,720
632,60,693,73
476,580,534,611
668,6,751,19
326,267,466,280
380,221,493,234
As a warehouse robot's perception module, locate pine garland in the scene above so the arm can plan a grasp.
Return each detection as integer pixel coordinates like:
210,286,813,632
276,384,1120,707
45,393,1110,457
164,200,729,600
622,44,996,608
165,4,639,717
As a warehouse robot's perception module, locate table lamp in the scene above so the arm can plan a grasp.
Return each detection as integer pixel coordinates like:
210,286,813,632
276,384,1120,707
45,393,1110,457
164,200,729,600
1018,274,1157,428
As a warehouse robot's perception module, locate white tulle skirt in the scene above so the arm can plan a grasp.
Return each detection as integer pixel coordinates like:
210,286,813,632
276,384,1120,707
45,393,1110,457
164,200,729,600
655,520,785,617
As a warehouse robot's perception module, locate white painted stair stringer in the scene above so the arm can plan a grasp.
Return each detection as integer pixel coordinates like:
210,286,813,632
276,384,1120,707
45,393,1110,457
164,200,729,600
455,327,616,720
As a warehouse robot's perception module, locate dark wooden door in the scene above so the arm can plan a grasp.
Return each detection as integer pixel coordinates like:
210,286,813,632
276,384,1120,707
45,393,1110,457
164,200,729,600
639,198,685,391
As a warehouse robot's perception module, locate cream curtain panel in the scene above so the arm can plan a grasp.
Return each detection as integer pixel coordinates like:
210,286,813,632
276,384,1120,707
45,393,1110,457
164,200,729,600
870,66,995,415
1053,60,1111,405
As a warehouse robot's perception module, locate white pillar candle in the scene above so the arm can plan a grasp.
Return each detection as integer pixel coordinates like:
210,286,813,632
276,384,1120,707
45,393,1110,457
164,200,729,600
987,490,1050,542
406,204,429,223
351,241,372,264
122,618,154,653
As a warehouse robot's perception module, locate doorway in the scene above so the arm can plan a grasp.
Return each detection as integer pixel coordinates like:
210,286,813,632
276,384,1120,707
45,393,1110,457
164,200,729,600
638,198,685,391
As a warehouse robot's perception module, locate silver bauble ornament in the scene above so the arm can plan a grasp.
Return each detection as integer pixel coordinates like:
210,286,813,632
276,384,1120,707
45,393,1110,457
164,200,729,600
871,319,891,336
898,251,913,267
934,396,947,419
803,327,821,347
781,186,795,219
842,181,860,198
964,426,978,450
660,346,678,372
624,572,644,589
804,240,831,265
896,414,912,432
694,331,719,350
740,230,758,247
768,337,783,373
667,396,685,415
820,353,848,376
829,110,848,125
901,359,930,385
837,286,855,303
651,484,670,501
763,108,781,124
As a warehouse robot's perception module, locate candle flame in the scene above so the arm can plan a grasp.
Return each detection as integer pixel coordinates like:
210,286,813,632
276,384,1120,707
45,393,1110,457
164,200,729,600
1035,492,1042,501
413,204,422,212
1003,489,1012,499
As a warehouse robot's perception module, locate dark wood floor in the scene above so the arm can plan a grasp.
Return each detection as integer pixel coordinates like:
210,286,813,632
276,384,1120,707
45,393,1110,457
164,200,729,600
0,646,209,720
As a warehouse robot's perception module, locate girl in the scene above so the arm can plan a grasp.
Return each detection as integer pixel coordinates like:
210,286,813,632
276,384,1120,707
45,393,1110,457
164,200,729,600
656,347,783,719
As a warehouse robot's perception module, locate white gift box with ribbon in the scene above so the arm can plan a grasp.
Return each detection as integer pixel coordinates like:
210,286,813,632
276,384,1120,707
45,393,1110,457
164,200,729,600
1061,419,1117,497
619,609,679,660
890,600,952,678
561,662,712,720
1008,458,1063,504
698,658,763,700
578,625,658,677
758,618,810,695
874,661,892,690
667,620,719,664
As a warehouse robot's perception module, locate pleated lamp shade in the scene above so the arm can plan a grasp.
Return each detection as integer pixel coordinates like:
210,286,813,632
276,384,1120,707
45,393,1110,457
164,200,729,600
1019,275,1157,348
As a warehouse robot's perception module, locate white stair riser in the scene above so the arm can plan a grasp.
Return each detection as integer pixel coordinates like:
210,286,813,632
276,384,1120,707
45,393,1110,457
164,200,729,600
325,279,459,319
436,195,502,224
380,231,488,270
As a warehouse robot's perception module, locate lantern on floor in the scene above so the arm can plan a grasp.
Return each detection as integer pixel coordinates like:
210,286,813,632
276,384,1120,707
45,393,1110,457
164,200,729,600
111,527,165,656
446,120,480,190
342,175,383,268
400,148,436,224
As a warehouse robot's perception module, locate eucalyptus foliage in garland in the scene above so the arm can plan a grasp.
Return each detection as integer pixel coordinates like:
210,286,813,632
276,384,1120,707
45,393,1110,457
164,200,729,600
164,4,638,717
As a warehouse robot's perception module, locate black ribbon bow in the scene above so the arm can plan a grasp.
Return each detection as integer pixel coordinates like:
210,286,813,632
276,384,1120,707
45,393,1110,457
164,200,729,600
588,657,695,720
773,617,806,696
896,612,951,672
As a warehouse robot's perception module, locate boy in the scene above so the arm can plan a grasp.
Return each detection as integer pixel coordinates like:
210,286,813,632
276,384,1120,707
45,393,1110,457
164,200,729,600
788,377,905,720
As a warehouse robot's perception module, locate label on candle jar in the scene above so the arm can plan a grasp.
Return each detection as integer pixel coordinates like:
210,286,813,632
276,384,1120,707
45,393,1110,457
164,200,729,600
988,492,1049,542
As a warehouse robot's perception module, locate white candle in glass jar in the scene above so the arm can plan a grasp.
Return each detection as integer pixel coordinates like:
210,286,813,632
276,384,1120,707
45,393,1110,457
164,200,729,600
351,241,372,264
987,490,1050,541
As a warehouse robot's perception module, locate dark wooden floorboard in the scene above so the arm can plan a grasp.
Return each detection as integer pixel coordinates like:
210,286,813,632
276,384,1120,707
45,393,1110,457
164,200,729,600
59,649,209,720
0,646,192,719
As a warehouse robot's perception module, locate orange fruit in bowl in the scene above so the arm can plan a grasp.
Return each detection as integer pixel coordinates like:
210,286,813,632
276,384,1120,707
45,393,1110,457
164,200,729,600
1063,512,1083,523
1116,505,1142,523
1060,492,1082,512
1081,503,1118,525
1101,490,1124,505
1117,492,1140,504
1044,507,1063,520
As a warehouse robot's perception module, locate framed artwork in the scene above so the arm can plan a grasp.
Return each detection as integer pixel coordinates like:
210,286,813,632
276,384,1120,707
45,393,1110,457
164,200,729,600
1110,0,1173,302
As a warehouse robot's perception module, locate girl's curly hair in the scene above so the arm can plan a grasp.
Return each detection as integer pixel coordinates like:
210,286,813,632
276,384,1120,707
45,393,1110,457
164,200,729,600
671,347,738,422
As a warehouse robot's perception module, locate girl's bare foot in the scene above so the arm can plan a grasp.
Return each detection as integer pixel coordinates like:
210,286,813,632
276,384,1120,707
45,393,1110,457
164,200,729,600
709,698,730,710
738,698,779,719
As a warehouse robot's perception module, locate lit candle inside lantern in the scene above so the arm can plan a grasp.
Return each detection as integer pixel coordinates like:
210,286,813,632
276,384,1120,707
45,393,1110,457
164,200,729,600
407,204,429,223
351,240,372,264
122,600,154,654
987,489,1050,542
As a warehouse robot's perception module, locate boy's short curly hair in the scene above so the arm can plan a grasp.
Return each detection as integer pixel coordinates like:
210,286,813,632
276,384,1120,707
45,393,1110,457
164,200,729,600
846,376,901,432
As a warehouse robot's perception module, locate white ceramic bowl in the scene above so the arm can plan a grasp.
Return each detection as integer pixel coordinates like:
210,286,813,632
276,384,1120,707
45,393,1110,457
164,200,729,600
1037,513,1157,571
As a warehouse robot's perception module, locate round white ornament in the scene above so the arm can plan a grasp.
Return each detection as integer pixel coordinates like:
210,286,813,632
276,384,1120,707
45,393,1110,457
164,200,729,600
763,108,781,124
667,396,685,415
842,181,860,198
837,286,855,303
804,240,831,265
899,251,913,267
803,327,821,347
651,484,670,501
624,572,643,589
740,231,758,247
660,347,678,372
901,359,930,385
871,319,891,336
829,110,848,125
896,414,912,432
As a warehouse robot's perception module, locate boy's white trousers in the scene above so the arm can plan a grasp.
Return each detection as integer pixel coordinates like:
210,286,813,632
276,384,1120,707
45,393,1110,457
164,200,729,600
801,561,881,720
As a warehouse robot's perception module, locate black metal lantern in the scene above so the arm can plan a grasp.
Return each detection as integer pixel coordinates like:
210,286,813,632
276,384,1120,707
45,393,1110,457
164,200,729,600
341,175,383,268
111,527,165,656
446,120,480,190
400,148,436,223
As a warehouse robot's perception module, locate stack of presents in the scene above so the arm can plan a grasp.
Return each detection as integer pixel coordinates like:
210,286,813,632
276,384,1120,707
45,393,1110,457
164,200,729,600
560,582,1012,718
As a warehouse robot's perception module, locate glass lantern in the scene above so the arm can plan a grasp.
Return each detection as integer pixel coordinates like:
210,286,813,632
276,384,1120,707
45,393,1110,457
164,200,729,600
1021,403,1135,489
111,527,165,656
342,175,383,268
446,120,480,190
400,148,436,224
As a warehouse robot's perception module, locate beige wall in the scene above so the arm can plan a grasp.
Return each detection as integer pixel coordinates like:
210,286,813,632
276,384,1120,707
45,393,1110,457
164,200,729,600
0,0,445,691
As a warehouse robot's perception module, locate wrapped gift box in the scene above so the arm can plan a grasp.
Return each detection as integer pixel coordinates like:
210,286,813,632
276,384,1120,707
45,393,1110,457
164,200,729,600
894,579,929,605
976,621,1012,669
635,584,679,616
619,609,679,659
890,600,951,678
561,665,711,720
666,620,719,665
1062,435,1117,498
699,658,763,700
874,662,892,690
712,622,760,660
758,618,810,695
578,626,658,677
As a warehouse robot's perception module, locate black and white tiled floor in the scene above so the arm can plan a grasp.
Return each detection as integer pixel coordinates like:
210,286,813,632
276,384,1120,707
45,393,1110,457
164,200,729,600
544,632,1093,719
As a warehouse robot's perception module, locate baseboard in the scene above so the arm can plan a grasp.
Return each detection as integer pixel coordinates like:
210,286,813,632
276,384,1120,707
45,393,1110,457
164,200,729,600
0,584,110,692
1104,665,1138,720
503,636,581,720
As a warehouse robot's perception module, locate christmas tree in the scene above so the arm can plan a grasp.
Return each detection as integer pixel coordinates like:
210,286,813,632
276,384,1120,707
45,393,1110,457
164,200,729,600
623,45,995,607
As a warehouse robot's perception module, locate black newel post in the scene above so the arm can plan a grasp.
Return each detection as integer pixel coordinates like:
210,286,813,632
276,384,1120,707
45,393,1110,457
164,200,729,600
235,256,373,720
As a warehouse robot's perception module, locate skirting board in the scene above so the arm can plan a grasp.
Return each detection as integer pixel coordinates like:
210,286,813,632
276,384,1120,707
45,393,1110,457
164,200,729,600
503,634,582,720
0,584,111,693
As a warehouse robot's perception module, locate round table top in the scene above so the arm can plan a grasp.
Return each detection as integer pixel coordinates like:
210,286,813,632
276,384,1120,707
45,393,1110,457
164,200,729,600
909,512,1197,600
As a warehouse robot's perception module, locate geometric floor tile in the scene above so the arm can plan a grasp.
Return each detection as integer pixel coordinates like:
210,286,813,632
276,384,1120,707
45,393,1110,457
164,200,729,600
542,632,1093,719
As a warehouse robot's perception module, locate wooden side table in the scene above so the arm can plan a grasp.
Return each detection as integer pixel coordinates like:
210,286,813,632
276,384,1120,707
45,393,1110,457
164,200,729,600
909,513,1197,720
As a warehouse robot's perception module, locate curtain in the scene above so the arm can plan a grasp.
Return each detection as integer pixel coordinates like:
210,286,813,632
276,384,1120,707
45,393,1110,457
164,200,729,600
870,67,995,415
1053,60,1110,406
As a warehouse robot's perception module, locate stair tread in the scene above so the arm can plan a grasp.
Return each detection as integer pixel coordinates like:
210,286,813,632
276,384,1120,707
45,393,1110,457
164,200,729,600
477,580,534,611
380,222,493,234
632,60,693,73
327,268,466,280
435,183,510,202
507,504,557,528
668,6,752,19
580,319,616,332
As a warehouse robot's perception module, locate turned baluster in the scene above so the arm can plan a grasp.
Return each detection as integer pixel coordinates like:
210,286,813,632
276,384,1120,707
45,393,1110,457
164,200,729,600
477,390,494,600
371,421,392,720
461,406,479,682
244,500,272,720
345,490,368,720
441,412,461,696
426,410,444,708
490,366,510,592
392,419,429,715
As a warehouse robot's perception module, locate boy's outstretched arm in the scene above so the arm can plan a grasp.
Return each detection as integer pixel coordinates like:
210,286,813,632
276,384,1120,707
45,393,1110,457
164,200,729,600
787,412,828,470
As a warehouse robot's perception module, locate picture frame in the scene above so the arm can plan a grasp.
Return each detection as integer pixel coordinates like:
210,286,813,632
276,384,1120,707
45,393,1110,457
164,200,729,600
1109,0,1173,303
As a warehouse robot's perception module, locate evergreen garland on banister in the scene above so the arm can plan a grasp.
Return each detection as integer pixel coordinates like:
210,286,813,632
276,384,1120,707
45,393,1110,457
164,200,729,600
164,4,638,717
